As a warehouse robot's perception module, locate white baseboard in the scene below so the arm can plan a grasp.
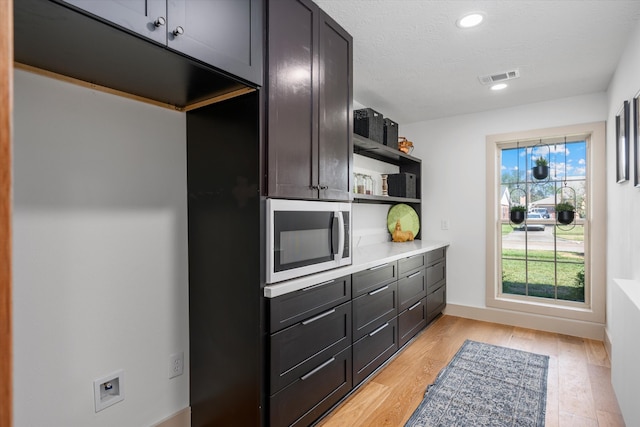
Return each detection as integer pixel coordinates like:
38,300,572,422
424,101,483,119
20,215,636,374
604,327,612,359
444,304,605,341
154,407,190,427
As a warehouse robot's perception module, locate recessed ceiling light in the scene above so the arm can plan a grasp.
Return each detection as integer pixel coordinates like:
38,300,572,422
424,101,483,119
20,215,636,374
457,13,484,29
491,83,508,91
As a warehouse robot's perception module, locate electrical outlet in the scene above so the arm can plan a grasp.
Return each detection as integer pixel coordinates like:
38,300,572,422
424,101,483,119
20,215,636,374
441,219,449,230
169,352,184,379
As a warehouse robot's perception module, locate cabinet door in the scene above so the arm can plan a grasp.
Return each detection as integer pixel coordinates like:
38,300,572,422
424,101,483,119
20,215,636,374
167,0,263,85
61,0,167,44
267,0,318,199
317,11,352,201
399,298,427,347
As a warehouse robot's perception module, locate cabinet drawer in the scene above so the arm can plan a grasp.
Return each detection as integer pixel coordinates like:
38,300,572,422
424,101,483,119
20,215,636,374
398,253,425,275
397,269,426,311
426,247,446,265
398,298,427,348
352,262,396,297
352,282,398,341
269,346,352,427
270,302,351,394
427,283,446,323
353,317,398,385
426,260,446,292
269,275,351,332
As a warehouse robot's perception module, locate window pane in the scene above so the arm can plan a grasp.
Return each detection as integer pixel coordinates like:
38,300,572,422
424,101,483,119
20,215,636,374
502,259,526,295
499,139,587,305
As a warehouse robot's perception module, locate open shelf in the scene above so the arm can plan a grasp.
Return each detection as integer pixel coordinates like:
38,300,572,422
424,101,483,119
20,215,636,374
353,194,421,204
353,133,421,166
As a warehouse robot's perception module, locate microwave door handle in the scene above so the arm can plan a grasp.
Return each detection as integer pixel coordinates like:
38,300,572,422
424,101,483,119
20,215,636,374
331,214,339,257
336,211,345,260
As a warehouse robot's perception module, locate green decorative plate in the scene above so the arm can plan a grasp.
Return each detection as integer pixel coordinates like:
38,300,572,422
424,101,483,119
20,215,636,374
387,204,420,237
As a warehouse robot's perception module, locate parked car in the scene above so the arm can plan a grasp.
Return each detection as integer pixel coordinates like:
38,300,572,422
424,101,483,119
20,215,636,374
516,213,546,231
528,207,550,218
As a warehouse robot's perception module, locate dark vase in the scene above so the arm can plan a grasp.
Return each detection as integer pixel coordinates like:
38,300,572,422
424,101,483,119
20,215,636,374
532,165,549,180
557,210,575,225
510,210,525,224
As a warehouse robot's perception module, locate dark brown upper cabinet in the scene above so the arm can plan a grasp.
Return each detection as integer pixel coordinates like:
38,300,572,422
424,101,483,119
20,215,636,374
266,0,353,201
59,0,263,86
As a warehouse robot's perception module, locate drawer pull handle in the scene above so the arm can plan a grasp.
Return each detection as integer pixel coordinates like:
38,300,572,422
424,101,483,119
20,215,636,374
302,279,335,291
368,285,389,296
406,271,422,279
301,309,336,325
408,301,422,311
368,263,389,271
369,322,389,337
301,357,335,381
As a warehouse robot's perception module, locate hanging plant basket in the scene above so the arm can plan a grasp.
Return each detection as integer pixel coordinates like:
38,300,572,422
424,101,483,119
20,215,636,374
510,209,526,225
557,210,575,225
532,165,549,180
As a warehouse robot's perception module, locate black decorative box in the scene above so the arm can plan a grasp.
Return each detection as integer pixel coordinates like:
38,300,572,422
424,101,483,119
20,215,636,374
354,108,384,143
387,173,416,198
383,118,398,148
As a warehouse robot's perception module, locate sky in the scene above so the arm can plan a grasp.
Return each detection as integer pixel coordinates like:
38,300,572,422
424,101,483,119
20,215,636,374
501,140,587,183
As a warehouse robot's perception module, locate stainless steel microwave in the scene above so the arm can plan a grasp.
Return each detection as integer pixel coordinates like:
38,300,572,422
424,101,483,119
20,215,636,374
266,199,352,284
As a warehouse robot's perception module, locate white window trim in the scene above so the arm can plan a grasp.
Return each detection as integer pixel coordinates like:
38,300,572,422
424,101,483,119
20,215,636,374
485,122,606,324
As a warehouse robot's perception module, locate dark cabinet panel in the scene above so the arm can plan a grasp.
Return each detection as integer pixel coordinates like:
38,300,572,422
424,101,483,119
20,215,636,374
16,0,251,109
269,275,351,332
426,260,446,293
317,10,353,201
352,317,398,385
167,0,263,85
266,0,317,199
270,301,351,394
266,0,352,200
58,0,263,85
427,284,446,323
269,346,352,427
352,262,396,298
352,282,398,341
61,0,167,44
398,253,425,275
187,94,263,427
426,247,446,265
397,269,426,311
398,298,427,348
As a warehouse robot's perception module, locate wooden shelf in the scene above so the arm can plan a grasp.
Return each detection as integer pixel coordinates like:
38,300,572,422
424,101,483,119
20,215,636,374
353,194,421,204
353,133,421,165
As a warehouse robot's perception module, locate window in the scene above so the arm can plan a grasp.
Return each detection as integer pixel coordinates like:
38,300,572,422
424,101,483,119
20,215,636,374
500,139,586,303
485,123,605,324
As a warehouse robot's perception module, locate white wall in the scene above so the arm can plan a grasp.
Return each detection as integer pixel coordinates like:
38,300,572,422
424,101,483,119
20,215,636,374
402,93,607,309
13,70,189,426
606,18,640,320
605,20,640,425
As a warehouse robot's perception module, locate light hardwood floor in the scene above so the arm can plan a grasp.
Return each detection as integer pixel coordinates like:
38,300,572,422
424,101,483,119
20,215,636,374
317,315,624,427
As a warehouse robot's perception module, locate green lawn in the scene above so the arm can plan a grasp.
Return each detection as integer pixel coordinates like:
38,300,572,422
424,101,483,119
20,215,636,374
502,249,584,302
555,224,584,241
502,223,584,242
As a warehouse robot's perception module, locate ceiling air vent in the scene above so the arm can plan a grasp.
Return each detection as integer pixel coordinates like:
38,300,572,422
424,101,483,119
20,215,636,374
478,69,520,85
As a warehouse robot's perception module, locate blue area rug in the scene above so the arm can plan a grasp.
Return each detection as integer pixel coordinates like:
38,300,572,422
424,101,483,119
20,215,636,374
405,340,549,427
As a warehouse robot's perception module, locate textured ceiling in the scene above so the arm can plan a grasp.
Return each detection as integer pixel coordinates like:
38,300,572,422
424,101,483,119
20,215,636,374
314,0,640,124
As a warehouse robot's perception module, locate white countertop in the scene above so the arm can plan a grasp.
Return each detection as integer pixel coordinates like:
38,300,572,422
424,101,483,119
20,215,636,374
264,240,449,298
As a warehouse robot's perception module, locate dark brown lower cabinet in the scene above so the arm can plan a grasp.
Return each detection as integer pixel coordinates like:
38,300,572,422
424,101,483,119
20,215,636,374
267,247,447,426
352,281,398,341
427,283,446,323
353,317,398,385
270,301,352,394
269,346,352,427
398,298,428,348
